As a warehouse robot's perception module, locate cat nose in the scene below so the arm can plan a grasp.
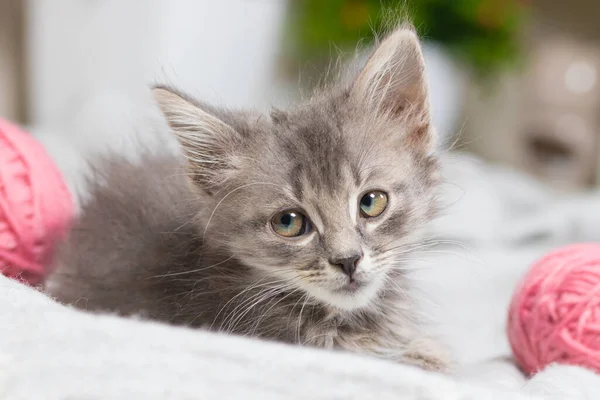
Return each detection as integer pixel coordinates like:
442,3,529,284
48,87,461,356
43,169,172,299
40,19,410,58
330,252,362,278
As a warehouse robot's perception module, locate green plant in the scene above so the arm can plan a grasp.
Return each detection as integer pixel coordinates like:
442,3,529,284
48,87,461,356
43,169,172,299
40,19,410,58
285,0,528,76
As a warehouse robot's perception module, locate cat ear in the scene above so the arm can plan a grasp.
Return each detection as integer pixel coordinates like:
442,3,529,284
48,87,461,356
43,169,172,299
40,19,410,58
352,26,430,119
351,26,434,151
153,86,240,192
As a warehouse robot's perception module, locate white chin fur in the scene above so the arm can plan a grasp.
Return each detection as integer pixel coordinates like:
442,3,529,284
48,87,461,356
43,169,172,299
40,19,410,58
307,275,385,311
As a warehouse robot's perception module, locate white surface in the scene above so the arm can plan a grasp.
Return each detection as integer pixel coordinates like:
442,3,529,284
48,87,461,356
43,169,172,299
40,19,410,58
0,276,515,399
4,273,600,399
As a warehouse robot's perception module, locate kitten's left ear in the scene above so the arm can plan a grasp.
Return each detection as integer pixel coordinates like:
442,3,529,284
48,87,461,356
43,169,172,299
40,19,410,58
352,25,430,121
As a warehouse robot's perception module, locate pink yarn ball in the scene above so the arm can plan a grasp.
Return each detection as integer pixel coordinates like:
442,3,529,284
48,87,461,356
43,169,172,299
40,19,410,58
508,243,600,375
0,118,74,285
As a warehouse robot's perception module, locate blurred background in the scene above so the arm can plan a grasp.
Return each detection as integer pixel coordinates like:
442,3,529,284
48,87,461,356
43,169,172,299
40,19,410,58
1,0,599,192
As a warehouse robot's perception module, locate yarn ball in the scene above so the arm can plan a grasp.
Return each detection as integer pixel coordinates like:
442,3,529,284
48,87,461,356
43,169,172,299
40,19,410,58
508,243,600,375
0,118,74,285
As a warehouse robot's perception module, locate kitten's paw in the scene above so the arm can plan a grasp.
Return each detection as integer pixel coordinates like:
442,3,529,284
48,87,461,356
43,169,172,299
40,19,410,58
403,337,453,373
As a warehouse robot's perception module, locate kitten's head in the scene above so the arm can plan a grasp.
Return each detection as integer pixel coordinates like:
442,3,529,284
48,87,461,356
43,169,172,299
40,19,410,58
154,26,438,311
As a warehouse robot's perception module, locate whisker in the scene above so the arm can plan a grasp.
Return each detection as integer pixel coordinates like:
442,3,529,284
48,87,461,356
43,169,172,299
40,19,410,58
209,276,274,329
221,278,303,333
150,256,233,278
249,287,303,336
296,294,310,344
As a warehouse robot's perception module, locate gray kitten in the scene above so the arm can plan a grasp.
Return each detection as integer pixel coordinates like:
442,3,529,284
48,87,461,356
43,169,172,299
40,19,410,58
46,26,450,372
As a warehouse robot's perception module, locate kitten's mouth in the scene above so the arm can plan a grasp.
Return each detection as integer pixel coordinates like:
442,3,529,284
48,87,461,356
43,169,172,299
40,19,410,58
335,279,365,294
312,275,383,310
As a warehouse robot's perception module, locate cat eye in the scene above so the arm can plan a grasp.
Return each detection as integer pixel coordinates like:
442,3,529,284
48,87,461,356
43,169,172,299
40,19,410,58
359,191,388,218
270,210,312,238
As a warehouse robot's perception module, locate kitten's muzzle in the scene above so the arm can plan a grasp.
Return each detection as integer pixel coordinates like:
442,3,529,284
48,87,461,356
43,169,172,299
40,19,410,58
329,252,363,279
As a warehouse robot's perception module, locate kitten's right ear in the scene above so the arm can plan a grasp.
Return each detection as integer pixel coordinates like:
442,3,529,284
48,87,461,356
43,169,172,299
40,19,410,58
153,86,240,191
351,25,429,119
350,25,434,152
